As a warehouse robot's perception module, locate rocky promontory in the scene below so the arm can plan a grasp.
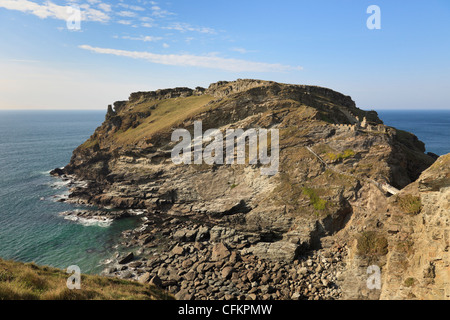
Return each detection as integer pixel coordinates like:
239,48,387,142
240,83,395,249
53,79,447,300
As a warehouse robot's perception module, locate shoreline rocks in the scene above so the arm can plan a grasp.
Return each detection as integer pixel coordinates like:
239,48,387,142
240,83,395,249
97,211,347,300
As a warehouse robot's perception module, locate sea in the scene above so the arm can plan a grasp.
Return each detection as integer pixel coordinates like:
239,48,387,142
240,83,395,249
0,109,448,274
377,110,450,156
0,110,139,274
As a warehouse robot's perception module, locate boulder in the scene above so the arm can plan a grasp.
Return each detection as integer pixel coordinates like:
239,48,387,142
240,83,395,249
242,241,300,261
149,275,163,288
173,229,187,241
171,245,185,256
118,252,134,264
210,226,236,243
175,289,194,300
138,272,152,284
247,270,259,282
221,266,235,279
211,243,231,261
195,226,210,242
173,229,197,242
50,168,64,176
185,230,198,242
182,259,194,269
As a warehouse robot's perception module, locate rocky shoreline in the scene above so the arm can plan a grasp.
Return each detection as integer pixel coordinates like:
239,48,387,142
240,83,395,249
51,171,347,300
103,213,348,300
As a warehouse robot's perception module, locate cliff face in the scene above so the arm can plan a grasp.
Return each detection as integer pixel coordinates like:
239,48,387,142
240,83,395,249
380,155,450,299
56,79,442,300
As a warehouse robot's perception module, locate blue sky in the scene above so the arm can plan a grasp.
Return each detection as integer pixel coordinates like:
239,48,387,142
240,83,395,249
0,0,449,110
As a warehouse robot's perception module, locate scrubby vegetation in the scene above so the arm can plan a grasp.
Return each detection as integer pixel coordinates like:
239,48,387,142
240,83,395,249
404,277,416,287
302,187,328,212
397,194,422,215
357,231,388,259
0,259,171,300
326,149,355,162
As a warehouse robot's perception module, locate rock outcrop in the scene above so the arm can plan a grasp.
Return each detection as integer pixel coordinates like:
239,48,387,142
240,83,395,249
54,79,444,300
380,154,450,299
336,154,450,300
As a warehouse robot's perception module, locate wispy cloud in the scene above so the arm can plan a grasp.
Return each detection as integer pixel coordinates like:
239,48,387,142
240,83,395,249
79,45,303,72
0,0,219,39
150,5,174,18
117,10,136,18
97,3,111,12
163,22,216,34
117,3,145,11
230,47,257,54
117,20,132,25
0,0,110,22
121,35,163,42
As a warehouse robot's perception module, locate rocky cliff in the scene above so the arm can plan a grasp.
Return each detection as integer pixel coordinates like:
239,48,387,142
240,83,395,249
53,79,446,300
380,154,450,299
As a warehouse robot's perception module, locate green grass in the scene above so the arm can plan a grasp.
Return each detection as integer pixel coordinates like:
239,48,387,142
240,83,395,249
0,259,172,300
326,149,355,162
397,194,422,215
114,95,214,145
302,187,328,213
80,138,99,150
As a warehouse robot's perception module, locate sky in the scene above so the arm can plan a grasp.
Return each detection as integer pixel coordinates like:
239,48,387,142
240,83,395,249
0,0,449,110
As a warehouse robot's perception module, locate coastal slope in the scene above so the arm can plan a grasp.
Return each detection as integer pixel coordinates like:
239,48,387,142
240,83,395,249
0,258,171,300
54,79,442,300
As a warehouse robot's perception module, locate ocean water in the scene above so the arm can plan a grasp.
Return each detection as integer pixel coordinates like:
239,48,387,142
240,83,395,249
377,110,450,156
0,109,448,275
0,110,138,274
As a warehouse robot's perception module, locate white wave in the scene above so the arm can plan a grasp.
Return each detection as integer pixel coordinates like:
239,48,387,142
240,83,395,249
100,258,114,265
62,215,113,228
128,209,146,216
52,191,69,202
48,179,71,189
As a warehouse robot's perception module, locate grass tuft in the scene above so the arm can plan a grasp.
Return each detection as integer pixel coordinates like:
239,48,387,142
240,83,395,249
357,231,388,259
404,277,415,287
302,187,328,213
397,194,422,215
326,149,355,162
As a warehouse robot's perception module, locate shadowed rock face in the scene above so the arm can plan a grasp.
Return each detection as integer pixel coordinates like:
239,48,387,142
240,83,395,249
56,79,441,300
